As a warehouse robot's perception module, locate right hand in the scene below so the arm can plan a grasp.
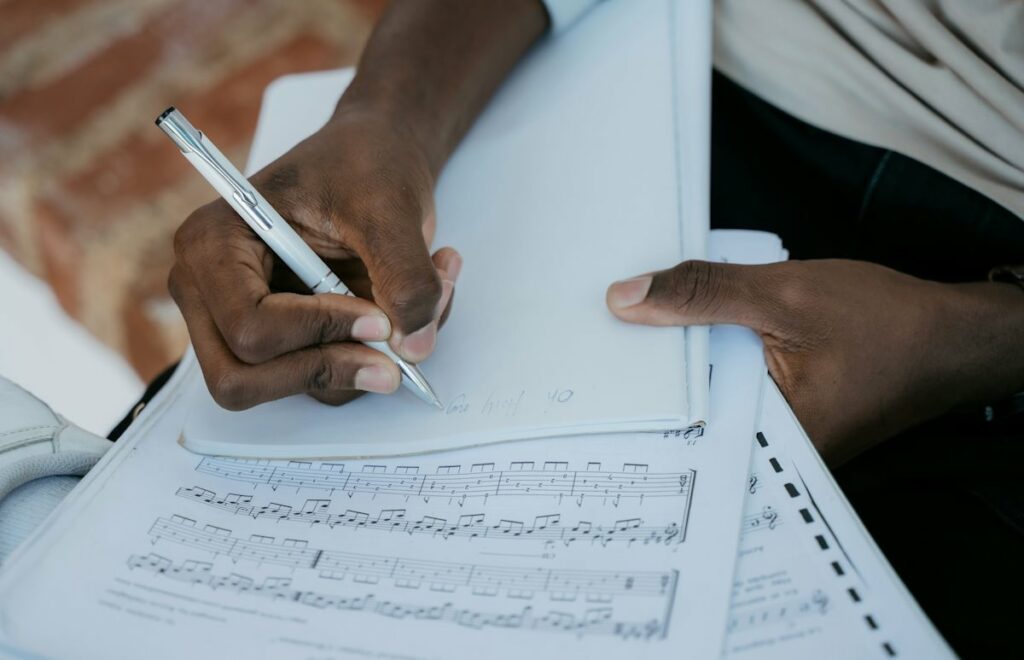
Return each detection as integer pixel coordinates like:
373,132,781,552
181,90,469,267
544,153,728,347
169,109,461,410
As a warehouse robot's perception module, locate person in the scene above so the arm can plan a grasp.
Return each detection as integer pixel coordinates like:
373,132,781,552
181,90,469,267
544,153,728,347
165,2,1023,654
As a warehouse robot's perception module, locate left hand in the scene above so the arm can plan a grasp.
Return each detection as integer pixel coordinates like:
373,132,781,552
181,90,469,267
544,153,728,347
606,259,987,465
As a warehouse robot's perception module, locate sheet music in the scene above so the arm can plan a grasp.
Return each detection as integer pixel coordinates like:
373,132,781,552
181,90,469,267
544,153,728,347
182,0,707,459
722,383,955,658
0,324,760,660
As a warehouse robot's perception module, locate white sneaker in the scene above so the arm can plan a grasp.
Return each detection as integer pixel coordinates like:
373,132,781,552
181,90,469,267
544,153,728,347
0,376,112,502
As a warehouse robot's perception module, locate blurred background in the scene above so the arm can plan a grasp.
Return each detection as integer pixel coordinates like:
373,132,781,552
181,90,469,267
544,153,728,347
0,0,386,432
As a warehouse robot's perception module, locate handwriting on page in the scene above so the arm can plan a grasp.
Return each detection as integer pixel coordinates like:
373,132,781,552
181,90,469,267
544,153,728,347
443,388,576,418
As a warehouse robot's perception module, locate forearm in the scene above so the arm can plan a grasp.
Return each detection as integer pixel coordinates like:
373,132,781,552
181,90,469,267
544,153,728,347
938,280,1024,411
337,0,549,177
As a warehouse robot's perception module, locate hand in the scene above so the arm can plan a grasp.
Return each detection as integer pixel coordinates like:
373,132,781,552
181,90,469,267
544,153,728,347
606,259,1019,465
170,109,461,410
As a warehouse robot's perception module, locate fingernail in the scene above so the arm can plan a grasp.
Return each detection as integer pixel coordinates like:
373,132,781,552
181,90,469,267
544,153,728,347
435,279,454,318
446,253,463,283
607,276,653,309
399,322,437,362
351,315,391,341
355,365,398,394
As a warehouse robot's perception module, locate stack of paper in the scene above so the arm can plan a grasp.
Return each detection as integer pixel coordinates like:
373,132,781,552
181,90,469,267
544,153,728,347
0,232,952,659
0,1,954,657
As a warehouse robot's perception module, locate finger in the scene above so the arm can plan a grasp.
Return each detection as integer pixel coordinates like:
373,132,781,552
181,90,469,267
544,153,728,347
172,269,400,411
432,246,462,283
175,202,391,364
606,260,772,329
350,214,444,363
383,247,458,357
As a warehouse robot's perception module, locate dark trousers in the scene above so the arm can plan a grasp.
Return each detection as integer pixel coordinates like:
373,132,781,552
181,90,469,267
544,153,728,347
115,72,1023,659
711,72,1024,659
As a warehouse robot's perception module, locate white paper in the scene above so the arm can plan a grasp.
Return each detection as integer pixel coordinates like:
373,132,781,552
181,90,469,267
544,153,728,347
183,0,707,459
722,381,955,659
0,301,763,660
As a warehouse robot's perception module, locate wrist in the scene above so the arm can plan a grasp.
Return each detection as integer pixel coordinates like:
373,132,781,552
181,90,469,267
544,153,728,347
329,95,445,181
321,102,439,192
931,280,1024,411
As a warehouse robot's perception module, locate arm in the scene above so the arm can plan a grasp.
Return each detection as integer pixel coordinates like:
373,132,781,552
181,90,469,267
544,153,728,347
170,0,548,409
607,259,1024,465
342,0,551,176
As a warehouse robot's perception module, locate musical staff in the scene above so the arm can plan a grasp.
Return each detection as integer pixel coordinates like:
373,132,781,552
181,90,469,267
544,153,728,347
148,515,678,600
196,457,694,506
726,590,829,632
126,553,672,639
174,486,684,547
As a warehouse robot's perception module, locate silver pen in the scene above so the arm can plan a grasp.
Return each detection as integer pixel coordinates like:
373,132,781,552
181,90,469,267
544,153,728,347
156,107,443,409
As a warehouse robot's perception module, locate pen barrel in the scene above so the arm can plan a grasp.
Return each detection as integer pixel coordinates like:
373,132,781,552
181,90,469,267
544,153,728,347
314,272,352,296
180,150,332,291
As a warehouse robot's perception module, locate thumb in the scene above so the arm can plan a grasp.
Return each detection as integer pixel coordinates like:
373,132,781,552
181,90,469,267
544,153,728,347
606,260,768,328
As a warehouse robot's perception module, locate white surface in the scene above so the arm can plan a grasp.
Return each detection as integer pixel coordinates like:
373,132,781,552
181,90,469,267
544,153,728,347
0,250,143,436
184,0,709,459
0,231,774,660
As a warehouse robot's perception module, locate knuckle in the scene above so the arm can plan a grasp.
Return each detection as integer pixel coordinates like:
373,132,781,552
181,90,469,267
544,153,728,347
224,316,272,364
666,260,722,313
208,369,252,411
306,347,355,393
387,276,442,331
173,207,213,260
309,296,355,345
255,164,300,209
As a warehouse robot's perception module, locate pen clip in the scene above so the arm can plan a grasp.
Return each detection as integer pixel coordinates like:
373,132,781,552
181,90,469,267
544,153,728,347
156,108,271,228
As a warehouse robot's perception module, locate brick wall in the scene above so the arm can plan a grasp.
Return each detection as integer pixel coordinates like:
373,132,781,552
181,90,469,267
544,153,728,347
0,0,386,380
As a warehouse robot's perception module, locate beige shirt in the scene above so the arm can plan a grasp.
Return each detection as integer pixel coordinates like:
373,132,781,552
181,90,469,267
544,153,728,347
545,0,1024,220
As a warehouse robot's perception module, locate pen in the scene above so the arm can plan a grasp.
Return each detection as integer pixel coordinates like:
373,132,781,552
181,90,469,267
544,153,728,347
156,106,443,409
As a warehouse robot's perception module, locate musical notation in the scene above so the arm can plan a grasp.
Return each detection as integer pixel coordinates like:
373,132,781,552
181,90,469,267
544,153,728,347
747,473,761,495
740,506,780,535
195,457,694,506
149,515,678,600
126,553,672,639
175,486,684,547
660,425,704,440
726,590,829,632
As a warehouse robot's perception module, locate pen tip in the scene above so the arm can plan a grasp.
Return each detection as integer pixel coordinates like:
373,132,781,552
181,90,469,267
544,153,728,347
398,361,443,410
418,377,443,410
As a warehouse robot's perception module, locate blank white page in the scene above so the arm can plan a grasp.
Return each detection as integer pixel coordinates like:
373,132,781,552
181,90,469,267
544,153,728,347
183,0,699,458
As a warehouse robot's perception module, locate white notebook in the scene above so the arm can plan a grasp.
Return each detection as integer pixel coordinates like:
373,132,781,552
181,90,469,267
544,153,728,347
182,0,710,458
